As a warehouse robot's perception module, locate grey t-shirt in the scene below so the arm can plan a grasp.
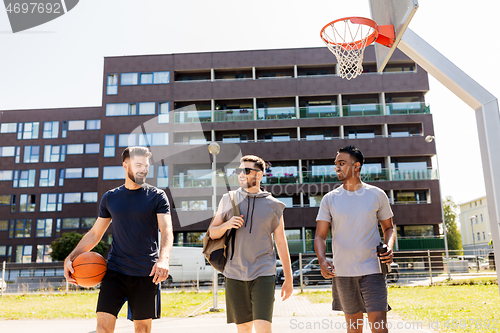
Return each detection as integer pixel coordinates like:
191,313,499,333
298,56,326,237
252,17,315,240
218,188,286,281
316,183,393,277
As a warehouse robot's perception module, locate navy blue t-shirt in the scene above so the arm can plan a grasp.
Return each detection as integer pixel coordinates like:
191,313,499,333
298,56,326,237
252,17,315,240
98,183,170,276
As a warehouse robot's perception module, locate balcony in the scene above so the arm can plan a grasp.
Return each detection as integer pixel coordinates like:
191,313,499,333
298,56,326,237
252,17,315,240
302,171,339,184
392,168,438,181
172,174,240,188
342,104,383,117
257,107,296,120
299,105,340,119
261,174,299,185
174,110,211,123
386,102,430,115
214,109,253,122
397,236,445,250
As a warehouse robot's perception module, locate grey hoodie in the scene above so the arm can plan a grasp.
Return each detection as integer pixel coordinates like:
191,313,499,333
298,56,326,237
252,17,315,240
219,187,286,281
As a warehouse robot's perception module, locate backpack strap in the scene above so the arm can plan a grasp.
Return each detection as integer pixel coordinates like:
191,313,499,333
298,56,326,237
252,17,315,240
227,191,240,260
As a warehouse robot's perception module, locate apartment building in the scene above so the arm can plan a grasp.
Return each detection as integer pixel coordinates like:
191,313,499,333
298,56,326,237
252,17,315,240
0,46,444,265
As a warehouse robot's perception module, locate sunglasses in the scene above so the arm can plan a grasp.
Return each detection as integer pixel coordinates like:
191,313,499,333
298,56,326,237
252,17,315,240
235,167,262,175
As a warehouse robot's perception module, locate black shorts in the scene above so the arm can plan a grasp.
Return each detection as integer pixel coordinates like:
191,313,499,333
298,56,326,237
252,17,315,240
96,269,161,321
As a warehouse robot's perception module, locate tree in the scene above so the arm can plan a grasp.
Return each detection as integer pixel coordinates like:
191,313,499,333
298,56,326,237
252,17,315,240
443,196,463,251
50,231,109,261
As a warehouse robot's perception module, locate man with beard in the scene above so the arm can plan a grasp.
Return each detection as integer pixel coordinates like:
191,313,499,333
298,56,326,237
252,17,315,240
208,155,293,333
64,146,173,333
315,145,395,333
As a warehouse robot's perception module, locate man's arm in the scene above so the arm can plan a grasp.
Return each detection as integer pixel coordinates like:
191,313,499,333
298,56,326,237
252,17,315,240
274,216,293,301
64,217,112,284
208,197,243,240
314,220,335,278
150,213,173,285
379,217,395,264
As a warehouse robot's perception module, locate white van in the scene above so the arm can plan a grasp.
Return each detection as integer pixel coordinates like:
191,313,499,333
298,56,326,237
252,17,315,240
162,246,215,287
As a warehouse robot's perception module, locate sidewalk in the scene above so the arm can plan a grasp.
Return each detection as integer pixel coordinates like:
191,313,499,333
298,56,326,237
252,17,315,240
0,289,433,333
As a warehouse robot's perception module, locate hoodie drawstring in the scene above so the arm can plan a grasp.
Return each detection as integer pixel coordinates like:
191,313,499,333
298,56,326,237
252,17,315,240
243,195,258,233
249,196,257,233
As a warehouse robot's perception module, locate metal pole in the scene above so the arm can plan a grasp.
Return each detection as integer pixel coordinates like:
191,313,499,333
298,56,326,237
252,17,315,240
211,152,219,311
2,261,5,296
471,216,477,256
428,250,433,285
196,259,200,291
299,253,303,293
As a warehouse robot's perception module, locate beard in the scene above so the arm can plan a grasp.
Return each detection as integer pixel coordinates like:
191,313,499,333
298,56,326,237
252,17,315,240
240,176,258,188
128,168,146,185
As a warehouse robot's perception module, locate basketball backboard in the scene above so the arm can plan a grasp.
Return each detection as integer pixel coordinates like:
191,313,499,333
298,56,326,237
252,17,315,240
369,0,419,72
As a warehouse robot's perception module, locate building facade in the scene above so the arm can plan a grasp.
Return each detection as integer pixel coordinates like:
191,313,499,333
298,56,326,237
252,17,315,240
0,46,444,266
459,196,492,256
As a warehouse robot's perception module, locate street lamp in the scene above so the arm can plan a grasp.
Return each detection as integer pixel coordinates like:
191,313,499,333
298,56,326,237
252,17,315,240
208,142,221,312
470,215,478,255
425,135,451,279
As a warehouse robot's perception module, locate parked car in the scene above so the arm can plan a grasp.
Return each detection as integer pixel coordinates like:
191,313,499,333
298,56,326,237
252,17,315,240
161,247,216,288
457,255,489,270
387,262,400,283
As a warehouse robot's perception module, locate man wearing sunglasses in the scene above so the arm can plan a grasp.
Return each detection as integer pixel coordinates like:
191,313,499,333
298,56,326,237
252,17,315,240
208,155,293,333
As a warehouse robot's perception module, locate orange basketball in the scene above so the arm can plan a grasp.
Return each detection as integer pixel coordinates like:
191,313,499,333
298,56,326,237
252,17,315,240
72,252,107,288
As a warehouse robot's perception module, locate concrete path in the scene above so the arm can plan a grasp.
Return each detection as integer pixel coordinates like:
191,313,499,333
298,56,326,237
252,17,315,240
0,289,435,333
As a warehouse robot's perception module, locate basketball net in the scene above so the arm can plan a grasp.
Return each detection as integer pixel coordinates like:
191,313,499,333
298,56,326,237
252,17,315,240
321,19,377,80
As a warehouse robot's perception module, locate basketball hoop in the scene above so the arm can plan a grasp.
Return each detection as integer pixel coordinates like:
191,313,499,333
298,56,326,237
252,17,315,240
320,17,394,80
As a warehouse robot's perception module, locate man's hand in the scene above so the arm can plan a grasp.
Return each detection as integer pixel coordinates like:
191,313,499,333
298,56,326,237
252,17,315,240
379,247,394,264
225,215,244,230
319,258,336,279
64,257,78,285
281,278,293,301
150,259,169,285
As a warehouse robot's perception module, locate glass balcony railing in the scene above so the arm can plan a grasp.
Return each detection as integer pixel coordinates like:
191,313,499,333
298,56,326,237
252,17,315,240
342,104,383,117
302,172,339,184
391,168,438,181
361,169,390,181
214,109,254,122
386,102,430,115
257,107,297,120
174,110,211,123
397,236,445,250
261,174,299,185
299,105,340,119
172,175,211,188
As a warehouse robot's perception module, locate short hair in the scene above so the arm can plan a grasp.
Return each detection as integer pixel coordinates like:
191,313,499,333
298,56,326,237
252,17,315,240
338,145,364,166
121,146,152,162
240,155,266,171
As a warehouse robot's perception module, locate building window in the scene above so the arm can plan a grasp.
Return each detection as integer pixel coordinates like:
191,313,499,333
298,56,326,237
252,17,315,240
0,195,10,206
16,169,36,188
62,121,68,138
0,245,6,256
18,122,39,140
483,231,486,240
158,102,169,123
0,219,8,230
62,218,79,229
10,219,31,238
19,194,36,212
65,168,83,179
107,73,118,95
138,102,156,115
121,73,138,85
0,146,16,157
64,193,81,204
105,103,138,116
40,193,58,212
43,121,59,139
44,145,66,162
104,135,116,157
139,132,169,146
477,232,480,241
16,245,32,263
15,146,20,163
81,217,95,228
86,119,101,130
157,165,168,188
66,144,84,155
180,199,208,211
480,214,484,222
118,134,137,147
23,145,40,163
68,120,85,131
59,169,65,186
39,169,56,187
36,245,52,263
140,73,153,85
347,129,375,139
82,192,98,203
103,166,125,180
10,195,16,213
36,219,53,237
84,167,99,178
264,133,290,142
0,123,17,133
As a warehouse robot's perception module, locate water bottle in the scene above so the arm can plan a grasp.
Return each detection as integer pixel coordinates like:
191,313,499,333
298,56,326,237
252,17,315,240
377,242,391,274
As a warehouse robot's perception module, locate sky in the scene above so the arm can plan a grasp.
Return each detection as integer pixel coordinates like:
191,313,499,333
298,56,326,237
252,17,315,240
0,0,498,206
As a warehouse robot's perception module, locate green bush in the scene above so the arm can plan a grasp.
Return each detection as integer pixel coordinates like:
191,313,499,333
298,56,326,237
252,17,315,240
50,232,109,261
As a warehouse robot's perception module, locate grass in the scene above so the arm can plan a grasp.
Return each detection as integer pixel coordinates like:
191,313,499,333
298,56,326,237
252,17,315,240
0,290,217,320
302,279,500,333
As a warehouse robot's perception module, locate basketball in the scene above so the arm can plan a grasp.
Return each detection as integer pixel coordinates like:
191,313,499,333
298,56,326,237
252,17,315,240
72,252,107,288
